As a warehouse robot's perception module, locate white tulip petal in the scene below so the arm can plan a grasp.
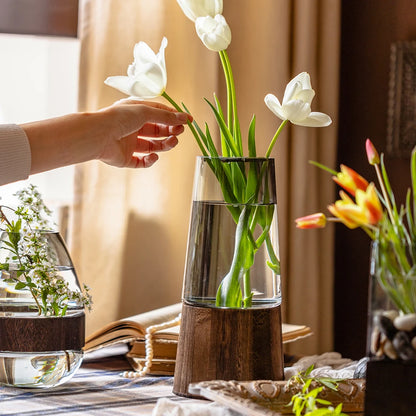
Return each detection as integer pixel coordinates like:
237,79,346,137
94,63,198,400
266,72,332,128
133,42,158,67
295,89,315,104
282,81,299,104
195,14,231,51
291,72,312,89
291,112,333,128
104,76,137,97
130,80,163,99
105,37,168,99
176,0,223,22
283,72,313,103
283,100,311,122
264,94,286,120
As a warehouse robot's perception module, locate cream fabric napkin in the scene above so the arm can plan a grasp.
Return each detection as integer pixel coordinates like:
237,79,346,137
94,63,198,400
284,351,358,379
152,398,240,416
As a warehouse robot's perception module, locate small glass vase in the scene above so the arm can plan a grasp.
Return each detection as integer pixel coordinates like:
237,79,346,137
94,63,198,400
0,231,85,388
365,241,416,415
174,157,284,397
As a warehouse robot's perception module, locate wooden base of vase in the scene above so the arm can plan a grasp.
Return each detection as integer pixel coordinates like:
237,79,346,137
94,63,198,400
0,311,85,352
173,301,284,397
365,359,416,416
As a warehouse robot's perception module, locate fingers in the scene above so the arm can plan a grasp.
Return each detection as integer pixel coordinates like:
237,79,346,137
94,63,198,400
114,98,178,113
129,153,159,169
113,98,193,126
135,135,179,154
140,106,192,126
138,122,184,138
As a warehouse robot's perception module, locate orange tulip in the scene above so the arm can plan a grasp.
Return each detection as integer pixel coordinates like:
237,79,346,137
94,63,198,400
333,165,369,196
328,191,367,229
355,183,383,225
295,213,327,229
328,184,383,229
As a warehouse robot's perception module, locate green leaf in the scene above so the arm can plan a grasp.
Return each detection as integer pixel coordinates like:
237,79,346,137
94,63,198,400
309,160,338,176
14,282,27,290
205,98,240,157
380,154,397,215
267,260,280,274
204,124,219,157
213,94,229,157
248,115,257,157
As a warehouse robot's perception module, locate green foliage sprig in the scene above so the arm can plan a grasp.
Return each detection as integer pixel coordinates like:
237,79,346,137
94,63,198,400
287,366,348,416
0,185,92,316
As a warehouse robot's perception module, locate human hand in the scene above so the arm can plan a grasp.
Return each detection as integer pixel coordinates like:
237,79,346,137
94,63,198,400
97,99,193,168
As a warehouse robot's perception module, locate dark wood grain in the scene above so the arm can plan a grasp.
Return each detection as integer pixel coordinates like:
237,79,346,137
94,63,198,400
365,359,416,416
0,0,78,37
173,302,284,397
0,312,85,352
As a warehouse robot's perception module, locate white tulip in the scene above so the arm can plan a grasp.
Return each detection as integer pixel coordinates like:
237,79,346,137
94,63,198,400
176,0,223,22
195,14,231,52
104,37,168,99
265,72,332,127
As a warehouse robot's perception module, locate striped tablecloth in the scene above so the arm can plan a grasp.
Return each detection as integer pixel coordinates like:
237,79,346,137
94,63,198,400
0,368,207,416
0,347,209,416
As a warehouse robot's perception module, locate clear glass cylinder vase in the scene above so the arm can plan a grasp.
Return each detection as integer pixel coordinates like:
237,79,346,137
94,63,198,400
182,156,281,309
0,231,85,388
366,241,416,361
365,240,416,415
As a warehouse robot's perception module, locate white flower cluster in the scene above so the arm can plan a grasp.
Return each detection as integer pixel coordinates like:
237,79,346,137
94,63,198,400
0,185,92,316
14,184,53,230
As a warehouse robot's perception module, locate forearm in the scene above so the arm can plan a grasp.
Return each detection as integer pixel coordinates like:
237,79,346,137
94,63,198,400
21,111,105,175
0,124,31,185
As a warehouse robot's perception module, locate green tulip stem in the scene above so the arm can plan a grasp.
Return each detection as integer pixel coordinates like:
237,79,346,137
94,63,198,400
374,162,395,224
266,119,288,158
162,91,208,156
219,50,242,155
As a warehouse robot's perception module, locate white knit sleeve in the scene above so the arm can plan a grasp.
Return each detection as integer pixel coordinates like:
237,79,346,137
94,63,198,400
0,124,31,186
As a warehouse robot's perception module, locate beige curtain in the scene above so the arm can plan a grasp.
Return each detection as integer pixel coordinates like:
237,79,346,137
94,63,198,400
72,0,340,355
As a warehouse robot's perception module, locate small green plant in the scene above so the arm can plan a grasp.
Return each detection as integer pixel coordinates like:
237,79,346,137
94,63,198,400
287,366,348,416
0,184,92,316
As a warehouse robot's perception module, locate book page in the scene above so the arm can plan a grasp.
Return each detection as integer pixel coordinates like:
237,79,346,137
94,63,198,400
84,303,182,352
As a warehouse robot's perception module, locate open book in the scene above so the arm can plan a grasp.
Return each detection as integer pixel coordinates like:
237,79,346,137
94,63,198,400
84,303,313,375
84,303,182,353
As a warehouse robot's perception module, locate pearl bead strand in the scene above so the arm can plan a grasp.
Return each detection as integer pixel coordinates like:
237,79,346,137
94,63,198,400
122,313,181,378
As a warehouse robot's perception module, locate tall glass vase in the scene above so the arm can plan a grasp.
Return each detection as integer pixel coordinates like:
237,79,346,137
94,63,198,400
365,241,416,415
0,231,85,388
173,157,284,397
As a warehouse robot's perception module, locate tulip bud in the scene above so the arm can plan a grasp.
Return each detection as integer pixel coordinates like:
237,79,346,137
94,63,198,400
195,14,231,51
366,139,380,165
295,213,327,229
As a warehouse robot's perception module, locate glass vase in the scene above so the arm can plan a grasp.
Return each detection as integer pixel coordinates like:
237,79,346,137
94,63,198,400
182,156,281,308
0,231,85,388
174,157,283,397
365,241,416,415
